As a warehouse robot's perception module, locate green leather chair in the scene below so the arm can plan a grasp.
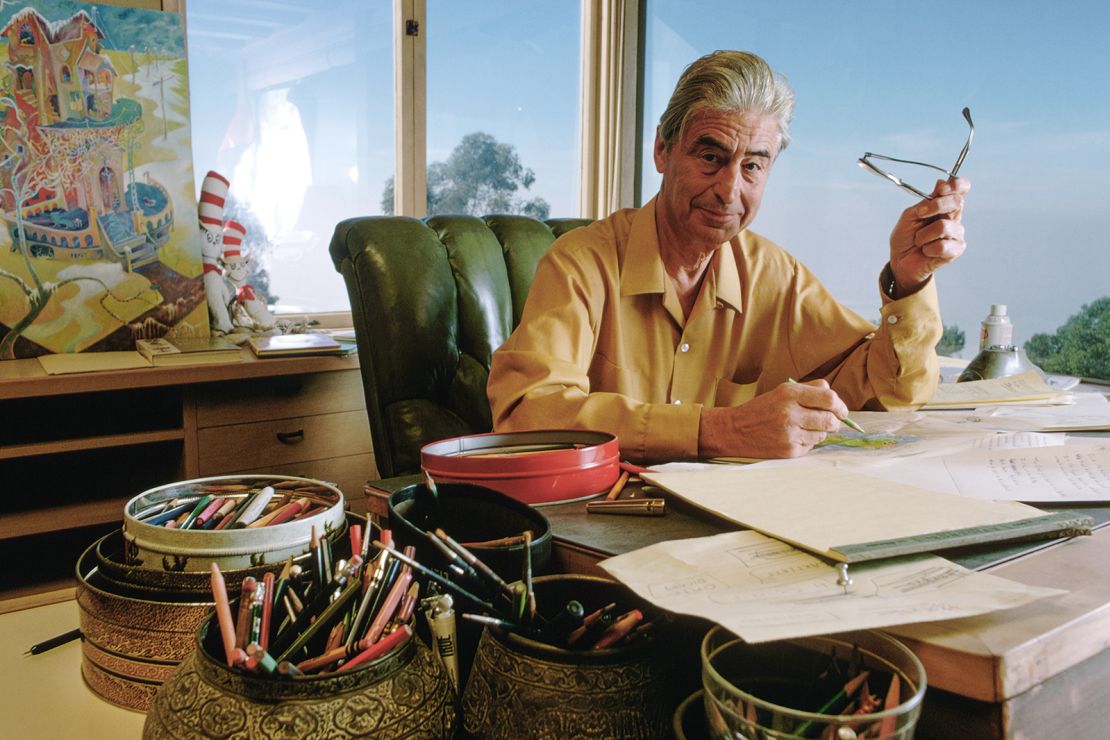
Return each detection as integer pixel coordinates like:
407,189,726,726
329,214,592,479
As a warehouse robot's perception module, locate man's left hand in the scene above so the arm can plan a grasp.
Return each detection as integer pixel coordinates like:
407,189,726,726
888,177,970,296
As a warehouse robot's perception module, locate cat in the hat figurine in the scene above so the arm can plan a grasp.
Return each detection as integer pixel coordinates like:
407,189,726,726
197,171,236,334
220,220,277,332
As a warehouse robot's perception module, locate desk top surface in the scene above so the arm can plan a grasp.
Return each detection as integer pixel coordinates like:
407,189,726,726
0,348,358,400
543,495,1110,703
1,600,145,738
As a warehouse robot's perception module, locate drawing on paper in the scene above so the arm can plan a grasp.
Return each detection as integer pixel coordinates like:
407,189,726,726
0,2,205,359
816,432,919,451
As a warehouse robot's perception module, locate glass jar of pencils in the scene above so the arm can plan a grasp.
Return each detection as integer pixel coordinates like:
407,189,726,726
461,574,672,739
144,612,457,739
701,626,926,740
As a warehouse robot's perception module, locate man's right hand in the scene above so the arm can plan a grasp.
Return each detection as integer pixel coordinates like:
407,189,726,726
697,379,848,459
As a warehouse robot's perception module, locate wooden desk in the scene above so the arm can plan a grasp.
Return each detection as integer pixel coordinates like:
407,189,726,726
540,498,1110,739
0,350,375,606
1,599,145,739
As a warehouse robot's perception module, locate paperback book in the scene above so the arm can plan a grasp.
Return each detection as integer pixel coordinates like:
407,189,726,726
135,336,242,367
247,333,344,358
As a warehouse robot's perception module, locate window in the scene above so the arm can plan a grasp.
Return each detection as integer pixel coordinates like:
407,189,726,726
188,1,582,315
641,1,1110,361
423,1,580,220
186,1,393,314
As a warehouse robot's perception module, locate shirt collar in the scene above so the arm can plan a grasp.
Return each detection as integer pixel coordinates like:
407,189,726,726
621,197,745,314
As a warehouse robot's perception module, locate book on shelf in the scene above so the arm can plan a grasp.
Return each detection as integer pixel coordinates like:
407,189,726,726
134,336,242,367
247,332,345,358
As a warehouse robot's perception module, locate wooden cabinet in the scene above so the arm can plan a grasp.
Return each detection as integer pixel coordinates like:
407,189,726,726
194,370,375,503
0,351,376,603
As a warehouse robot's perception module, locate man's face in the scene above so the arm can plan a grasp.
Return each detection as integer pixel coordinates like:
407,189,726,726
654,110,780,257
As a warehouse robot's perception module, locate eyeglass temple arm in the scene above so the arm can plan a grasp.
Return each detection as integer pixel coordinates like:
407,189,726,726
949,107,974,177
857,156,934,200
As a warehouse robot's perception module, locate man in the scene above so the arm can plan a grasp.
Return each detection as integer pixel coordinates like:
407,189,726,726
487,51,969,462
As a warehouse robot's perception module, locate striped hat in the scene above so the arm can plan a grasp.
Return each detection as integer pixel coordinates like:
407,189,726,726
222,220,247,259
198,171,230,231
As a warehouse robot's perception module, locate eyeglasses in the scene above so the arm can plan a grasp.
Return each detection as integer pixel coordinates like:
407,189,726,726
857,107,974,200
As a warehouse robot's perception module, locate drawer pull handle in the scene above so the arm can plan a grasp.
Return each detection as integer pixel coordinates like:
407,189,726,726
276,429,305,444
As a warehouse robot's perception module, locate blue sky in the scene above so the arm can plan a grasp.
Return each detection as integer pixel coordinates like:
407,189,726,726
642,0,1110,347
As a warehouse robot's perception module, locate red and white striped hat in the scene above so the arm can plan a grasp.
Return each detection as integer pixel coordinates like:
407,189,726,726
222,220,247,258
198,171,230,230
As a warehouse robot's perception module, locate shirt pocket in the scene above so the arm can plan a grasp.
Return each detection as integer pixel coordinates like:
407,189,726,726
714,376,757,408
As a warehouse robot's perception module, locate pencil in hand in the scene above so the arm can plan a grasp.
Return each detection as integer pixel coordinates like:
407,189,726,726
786,378,866,434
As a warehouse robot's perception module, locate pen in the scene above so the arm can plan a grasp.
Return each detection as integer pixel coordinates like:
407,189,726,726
787,378,866,434
586,498,666,516
371,541,496,613
522,530,535,625
462,613,524,633
433,528,515,601
25,628,82,656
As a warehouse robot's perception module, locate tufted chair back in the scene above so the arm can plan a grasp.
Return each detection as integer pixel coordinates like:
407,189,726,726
329,214,591,479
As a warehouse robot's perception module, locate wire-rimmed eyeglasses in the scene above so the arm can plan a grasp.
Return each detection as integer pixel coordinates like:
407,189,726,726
857,107,974,200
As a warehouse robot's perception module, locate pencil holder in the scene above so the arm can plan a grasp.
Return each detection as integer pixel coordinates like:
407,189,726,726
77,515,368,711
76,537,215,711
143,615,457,739
123,474,346,572
461,574,671,739
701,626,926,740
389,481,552,583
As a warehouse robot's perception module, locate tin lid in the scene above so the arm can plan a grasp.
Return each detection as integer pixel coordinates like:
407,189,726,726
420,430,620,506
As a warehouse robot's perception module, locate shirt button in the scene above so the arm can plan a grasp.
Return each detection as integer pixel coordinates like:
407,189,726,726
680,343,690,353
673,399,682,405
887,315,898,325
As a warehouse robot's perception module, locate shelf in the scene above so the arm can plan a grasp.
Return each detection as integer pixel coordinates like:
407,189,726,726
2,498,127,540
0,429,185,460
0,351,359,400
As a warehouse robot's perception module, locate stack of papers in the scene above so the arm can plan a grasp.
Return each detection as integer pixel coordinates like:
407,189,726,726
601,530,1063,643
923,370,1070,409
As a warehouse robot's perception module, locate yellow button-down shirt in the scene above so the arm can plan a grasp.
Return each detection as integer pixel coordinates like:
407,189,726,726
487,198,942,462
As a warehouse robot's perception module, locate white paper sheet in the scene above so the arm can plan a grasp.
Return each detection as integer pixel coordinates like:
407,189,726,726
923,370,1070,409
600,530,1064,643
838,437,1110,502
641,466,1054,561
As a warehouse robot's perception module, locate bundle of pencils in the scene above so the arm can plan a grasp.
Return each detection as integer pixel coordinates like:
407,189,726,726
373,527,660,652
136,481,338,531
208,523,422,676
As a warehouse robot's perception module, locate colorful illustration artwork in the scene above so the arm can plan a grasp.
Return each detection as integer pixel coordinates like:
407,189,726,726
816,432,919,451
0,1,204,359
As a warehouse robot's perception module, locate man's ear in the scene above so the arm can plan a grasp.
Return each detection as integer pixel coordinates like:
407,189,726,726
653,127,667,174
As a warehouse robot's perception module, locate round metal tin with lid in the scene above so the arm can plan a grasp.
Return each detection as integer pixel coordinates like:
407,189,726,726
420,430,620,506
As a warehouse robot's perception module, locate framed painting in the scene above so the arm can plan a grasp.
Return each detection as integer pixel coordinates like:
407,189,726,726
0,0,205,359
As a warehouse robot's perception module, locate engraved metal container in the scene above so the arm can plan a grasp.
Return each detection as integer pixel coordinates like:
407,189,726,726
77,515,364,711
144,618,457,739
76,537,214,711
461,574,670,739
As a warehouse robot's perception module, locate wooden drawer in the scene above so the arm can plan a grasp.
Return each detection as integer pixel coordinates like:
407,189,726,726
198,410,372,474
194,370,365,427
233,454,378,516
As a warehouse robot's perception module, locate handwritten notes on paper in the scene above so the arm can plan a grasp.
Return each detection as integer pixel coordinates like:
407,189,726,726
834,438,1110,503
941,441,1110,502
600,530,1063,643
